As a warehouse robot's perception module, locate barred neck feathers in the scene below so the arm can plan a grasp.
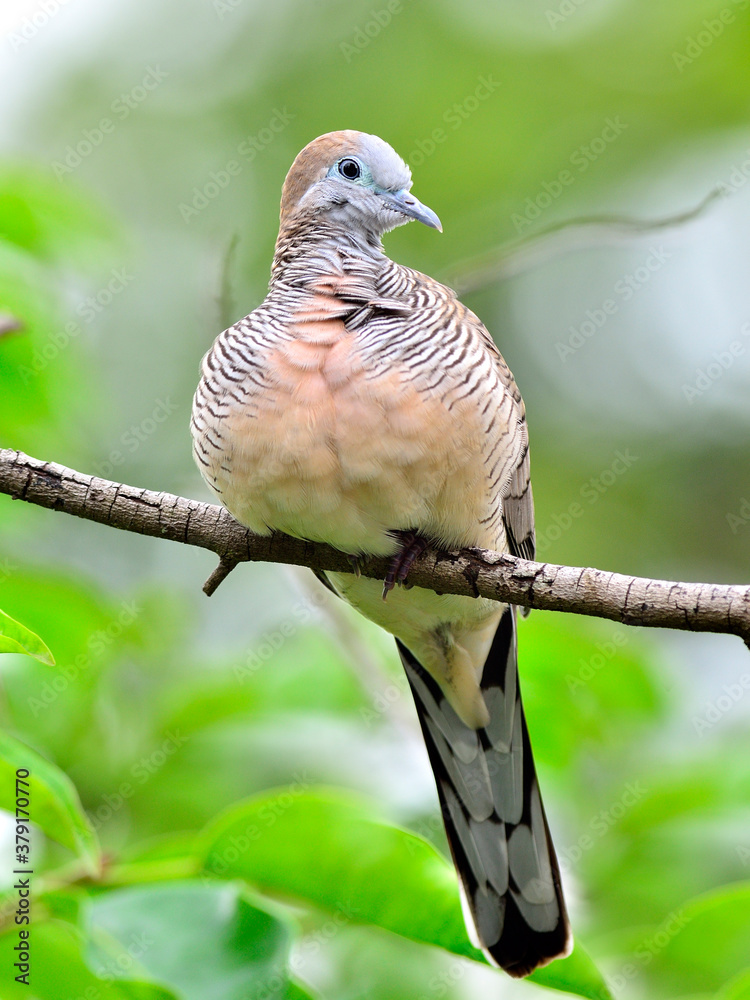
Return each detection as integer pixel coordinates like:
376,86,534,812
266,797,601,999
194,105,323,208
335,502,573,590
271,220,386,289
270,130,441,289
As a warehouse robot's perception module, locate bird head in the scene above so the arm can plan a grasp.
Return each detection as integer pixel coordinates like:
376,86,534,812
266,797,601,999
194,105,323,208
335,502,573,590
278,130,442,239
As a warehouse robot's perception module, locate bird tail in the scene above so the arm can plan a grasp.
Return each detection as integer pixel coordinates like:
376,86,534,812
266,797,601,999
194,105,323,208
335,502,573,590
396,607,572,977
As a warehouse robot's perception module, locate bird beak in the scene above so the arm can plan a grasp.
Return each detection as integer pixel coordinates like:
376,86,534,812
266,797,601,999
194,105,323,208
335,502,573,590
380,189,443,232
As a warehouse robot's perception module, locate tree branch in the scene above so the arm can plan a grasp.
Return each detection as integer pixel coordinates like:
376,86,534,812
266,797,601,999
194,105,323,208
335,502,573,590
1,448,749,643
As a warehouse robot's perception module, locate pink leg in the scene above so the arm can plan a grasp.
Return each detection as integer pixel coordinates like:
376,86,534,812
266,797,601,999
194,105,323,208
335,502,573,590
382,531,431,600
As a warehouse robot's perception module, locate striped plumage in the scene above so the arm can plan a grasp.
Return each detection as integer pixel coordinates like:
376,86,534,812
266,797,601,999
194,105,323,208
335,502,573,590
191,131,571,976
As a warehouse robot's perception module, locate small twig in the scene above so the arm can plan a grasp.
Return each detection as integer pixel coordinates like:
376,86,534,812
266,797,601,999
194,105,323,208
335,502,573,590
289,567,420,737
217,232,241,331
203,555,240,596
0,315,24,338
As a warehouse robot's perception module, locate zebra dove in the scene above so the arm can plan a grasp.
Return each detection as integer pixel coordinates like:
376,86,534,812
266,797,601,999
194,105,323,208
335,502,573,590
191,130,572,976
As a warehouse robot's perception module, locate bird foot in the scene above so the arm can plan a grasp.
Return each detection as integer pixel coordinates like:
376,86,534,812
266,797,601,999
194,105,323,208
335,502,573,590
347,553,363,577
382,530,430,600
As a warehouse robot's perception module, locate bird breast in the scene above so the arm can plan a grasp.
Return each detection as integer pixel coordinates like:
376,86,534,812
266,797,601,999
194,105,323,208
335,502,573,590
194,291,506,557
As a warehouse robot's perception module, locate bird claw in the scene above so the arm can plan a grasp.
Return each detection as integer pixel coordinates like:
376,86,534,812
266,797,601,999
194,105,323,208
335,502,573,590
382,531,430,600
347,553,363,577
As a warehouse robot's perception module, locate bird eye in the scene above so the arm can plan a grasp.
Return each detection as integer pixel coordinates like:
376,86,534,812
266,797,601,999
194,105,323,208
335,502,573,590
337,157,362,180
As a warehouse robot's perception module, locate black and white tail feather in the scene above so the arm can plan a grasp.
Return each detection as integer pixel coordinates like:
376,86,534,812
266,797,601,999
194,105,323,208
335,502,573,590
397,607,571,977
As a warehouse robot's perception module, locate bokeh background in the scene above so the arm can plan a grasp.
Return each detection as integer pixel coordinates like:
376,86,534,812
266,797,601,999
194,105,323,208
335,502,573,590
1,0,750,997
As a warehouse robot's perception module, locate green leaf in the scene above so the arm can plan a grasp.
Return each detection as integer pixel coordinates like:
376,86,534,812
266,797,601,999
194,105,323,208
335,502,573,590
0,165,119,265
0,731,100,871
285,983,319,1000
0,232,100,456
717,967,750,1000
0,607,54,664
46,889,97,932
520,611,664,772
0,919,178,1000
164,628,367,740
86,881,295,1000
118,830,201,867
530,945,614,999
640,881,750,995
200,787,470,951
199,787,611,999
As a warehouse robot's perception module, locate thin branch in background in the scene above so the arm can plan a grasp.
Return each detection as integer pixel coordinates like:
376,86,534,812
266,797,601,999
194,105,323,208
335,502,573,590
287,566,421,738
217,231,241,331
448,187,724,293
0,315,24,339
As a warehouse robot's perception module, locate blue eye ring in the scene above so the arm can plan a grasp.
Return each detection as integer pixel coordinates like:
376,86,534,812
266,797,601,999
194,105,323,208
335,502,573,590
337,157,362,180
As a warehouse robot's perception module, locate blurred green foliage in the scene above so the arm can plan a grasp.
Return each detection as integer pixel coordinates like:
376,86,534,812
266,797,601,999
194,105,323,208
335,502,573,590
2,0,750,997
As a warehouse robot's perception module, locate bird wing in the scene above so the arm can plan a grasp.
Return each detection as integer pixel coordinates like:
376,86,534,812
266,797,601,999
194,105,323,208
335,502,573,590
457,301,536,562
503,434,535,563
